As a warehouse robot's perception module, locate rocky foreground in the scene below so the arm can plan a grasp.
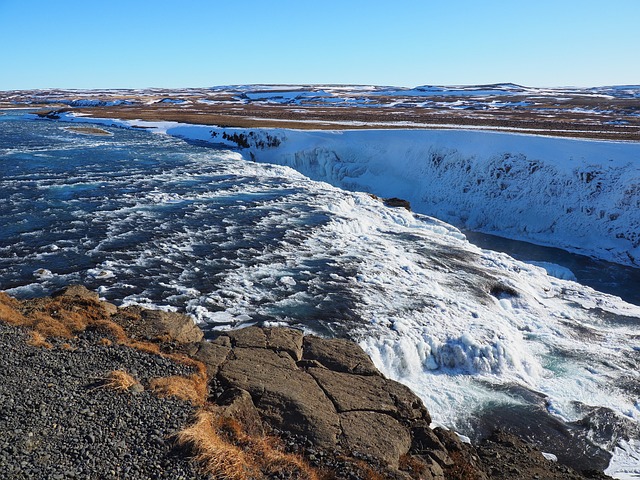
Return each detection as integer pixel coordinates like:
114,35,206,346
0,286,612,479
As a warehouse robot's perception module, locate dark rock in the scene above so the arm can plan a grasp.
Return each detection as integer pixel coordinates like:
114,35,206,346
225,326,267,349
223,326,303,361
302,335,380,375
214,388,264,436
384,197,412,211
191,340,231,377
309,367,430,423
218,347,340,448
340,411,412,468
264,327,304,361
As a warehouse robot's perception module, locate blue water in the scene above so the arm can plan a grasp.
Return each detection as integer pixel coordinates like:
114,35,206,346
0,115,368,335
2,113,637,310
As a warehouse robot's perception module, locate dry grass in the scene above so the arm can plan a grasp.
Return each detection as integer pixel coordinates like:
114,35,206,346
149,373,208,405
1,294,112,340
26,330,52,349
2,290,319,478
177,411,319,480
177,411,257,480
399,454,429,477
103,370,139,392
0,292,165,353
0,292,28,325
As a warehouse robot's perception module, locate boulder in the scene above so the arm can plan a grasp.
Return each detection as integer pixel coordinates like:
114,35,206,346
383,197,412,211
192,340,231,377
339,411,412,468
214,387,264,437
302,335,380,375
218,346,340,448
264,327,303,361
226,326,303,361
308,367,430,423
143,310,203,344
225,326,268,349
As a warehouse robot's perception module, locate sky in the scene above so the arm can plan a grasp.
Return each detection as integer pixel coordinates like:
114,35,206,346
1,0,639,90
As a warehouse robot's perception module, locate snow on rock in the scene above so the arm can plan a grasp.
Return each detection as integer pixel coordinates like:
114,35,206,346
528,261,578,281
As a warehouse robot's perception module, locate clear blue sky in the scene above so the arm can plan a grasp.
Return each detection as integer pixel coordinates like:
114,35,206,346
1,0,639,90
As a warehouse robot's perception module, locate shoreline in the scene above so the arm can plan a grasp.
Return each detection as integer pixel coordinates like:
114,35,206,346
0,286,614,479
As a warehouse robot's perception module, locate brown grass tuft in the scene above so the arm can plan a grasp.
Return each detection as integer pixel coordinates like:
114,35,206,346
27,330,53,349
103,370,138,392
149,373,208,405
177,410,257,480
0,293,27,325
399,454,429,476
99,337,113,346
178,411,319,480
128,340,161,355
31,312,73,339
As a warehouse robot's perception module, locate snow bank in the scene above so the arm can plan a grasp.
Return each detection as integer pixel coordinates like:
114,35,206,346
232,128,640,268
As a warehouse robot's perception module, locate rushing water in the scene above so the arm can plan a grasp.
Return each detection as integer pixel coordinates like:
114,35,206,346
1,113,639,478
465,230,640,307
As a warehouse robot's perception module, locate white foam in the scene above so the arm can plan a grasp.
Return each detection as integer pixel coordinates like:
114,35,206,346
606,439,640,480
86,268,115,279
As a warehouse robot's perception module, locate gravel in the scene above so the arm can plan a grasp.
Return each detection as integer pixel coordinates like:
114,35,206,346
0,323,208,479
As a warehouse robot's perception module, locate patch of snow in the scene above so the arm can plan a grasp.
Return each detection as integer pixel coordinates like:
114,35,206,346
528,261,578,281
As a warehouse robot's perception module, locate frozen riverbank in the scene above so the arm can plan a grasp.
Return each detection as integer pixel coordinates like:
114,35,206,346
208,126,640,269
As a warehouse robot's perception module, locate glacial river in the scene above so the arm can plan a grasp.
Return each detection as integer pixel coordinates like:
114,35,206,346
1,113,639,478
